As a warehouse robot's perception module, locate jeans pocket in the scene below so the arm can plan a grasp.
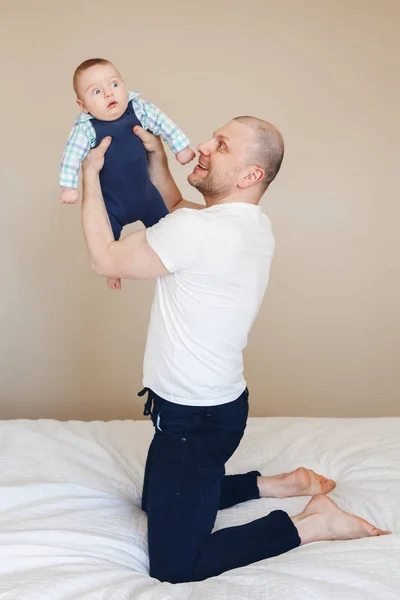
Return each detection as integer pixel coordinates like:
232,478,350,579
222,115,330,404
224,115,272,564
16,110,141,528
147,433,187,509
157,411,197,437
193,431,223,506
198,466,224,507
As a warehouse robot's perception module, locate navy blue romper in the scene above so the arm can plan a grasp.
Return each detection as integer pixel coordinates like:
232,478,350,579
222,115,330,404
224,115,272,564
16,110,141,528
91,102,168,240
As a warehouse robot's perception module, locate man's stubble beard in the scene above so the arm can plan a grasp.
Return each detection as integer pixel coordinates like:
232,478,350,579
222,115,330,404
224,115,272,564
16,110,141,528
189,170,233,199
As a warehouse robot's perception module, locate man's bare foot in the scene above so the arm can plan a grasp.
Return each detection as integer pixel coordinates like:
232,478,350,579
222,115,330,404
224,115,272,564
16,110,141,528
292,494,391,545
257,467,336,499
107,277,121,290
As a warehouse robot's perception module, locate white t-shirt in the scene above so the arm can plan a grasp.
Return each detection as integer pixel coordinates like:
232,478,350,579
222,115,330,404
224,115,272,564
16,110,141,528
143,202,275,406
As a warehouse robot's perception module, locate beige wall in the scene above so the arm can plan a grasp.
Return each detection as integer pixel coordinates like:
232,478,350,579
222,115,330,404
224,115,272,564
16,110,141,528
0,0,399,420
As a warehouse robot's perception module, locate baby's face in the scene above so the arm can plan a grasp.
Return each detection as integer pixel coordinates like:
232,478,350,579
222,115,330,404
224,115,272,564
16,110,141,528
76,63,129,121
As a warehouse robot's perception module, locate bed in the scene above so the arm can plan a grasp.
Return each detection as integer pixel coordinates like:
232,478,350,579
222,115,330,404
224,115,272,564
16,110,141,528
0,416,399,599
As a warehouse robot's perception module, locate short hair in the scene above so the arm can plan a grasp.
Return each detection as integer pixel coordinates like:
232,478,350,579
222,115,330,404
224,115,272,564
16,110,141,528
234,116,285,190
73,58,113,96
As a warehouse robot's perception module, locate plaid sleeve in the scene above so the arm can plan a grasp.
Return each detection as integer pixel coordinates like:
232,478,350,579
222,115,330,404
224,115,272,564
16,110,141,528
134,98,190,155
59,123,92,188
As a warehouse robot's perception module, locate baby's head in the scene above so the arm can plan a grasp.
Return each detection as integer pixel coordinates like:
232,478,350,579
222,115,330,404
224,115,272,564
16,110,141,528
73,58,129,121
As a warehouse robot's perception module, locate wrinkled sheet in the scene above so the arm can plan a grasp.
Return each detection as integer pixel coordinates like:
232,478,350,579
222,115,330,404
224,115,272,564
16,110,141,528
0,417,399,599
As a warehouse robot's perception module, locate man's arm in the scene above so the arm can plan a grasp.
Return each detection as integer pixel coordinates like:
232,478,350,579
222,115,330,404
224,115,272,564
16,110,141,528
81,137,169,280
133,126,203,213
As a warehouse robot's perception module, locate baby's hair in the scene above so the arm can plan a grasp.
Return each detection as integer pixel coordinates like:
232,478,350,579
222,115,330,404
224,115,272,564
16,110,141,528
73,58,113,96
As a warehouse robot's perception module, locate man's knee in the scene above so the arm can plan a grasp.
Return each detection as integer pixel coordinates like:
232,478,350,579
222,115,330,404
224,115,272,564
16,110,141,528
149,555,193,584
147,507,209,584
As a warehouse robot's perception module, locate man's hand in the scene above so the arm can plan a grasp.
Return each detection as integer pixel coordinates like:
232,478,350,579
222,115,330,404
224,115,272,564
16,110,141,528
133,126,164,156
133,125,201,213
82,136,112,174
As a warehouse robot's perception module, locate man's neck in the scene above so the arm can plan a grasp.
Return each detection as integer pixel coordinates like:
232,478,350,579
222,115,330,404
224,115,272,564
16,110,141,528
203,191,260,208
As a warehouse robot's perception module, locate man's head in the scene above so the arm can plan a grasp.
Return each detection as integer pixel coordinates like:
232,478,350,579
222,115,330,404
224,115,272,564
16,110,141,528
73,59,129,121
188,117,284,204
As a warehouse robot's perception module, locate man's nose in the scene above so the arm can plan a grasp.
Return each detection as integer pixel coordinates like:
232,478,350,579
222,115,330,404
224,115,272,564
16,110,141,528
196,140,211,155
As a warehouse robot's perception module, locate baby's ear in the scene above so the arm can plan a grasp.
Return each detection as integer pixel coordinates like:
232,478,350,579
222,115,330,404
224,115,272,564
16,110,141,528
76,99,88,113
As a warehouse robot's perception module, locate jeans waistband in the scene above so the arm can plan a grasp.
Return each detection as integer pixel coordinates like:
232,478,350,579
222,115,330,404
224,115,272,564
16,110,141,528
138,387,249,418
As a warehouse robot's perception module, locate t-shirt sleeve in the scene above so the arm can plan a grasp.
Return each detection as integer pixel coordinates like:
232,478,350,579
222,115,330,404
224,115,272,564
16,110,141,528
145,209,202,273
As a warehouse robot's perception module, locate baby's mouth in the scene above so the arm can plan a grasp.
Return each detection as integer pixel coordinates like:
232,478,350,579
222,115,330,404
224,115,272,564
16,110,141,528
108,101,117,108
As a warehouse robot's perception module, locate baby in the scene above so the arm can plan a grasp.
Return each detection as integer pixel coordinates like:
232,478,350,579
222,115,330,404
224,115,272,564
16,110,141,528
60,58,195,290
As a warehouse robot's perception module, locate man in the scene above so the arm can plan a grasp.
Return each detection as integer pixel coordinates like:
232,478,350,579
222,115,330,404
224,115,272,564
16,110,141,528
81,117,389,584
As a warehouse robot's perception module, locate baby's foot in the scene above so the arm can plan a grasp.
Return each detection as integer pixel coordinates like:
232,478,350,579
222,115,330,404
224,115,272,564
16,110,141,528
107,277,121,290
60,188,79,204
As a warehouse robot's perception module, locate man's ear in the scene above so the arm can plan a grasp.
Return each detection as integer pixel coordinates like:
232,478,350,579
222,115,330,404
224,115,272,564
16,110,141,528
238,166,265,189
76,99,89,113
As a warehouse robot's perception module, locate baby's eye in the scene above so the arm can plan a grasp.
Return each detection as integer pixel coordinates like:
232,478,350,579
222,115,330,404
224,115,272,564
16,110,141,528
93,89,101,95
111,82,118,88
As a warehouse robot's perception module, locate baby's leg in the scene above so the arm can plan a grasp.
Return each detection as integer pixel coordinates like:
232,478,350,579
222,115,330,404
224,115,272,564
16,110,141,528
107,277,121,290
141,187,169,228
107,214,123,291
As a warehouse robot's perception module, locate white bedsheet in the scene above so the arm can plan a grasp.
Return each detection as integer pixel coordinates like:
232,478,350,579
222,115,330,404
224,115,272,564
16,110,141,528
0,417,399,600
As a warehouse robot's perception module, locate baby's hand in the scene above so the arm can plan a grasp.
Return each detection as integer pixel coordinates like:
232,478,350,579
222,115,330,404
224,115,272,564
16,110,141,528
176,147,196,165
60,188,79,204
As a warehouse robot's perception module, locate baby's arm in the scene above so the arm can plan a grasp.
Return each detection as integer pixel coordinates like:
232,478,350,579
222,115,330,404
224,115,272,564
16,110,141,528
175,146,196,165
137,99,195,165
60,124,92,203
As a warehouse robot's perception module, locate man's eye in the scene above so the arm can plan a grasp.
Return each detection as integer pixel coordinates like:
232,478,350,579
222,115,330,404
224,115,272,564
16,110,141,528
111,82,118,88
218,142,225,149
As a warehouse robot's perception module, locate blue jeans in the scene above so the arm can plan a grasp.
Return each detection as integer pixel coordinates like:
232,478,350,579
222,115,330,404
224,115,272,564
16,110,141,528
140,388,300,583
